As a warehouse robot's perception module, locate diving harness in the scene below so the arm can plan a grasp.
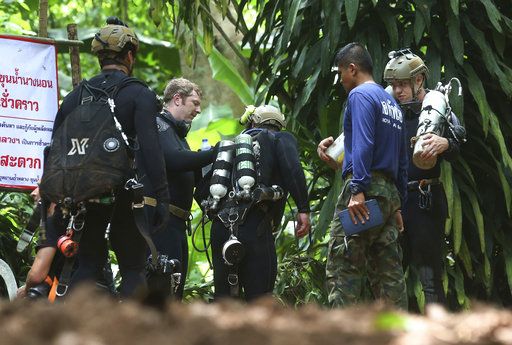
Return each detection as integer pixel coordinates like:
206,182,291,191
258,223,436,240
201,130,284,297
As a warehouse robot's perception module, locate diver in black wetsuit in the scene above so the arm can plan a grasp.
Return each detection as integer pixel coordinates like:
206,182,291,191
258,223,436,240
384,50,465,306
50,18,170,298
143,78,216,299
209,105,311,301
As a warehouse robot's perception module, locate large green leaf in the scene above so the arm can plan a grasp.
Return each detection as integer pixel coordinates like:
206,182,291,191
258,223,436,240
484,255,492,294
480,0,502,33
492,30,506,58
464,64,512,171
458,183,485,254
455,158,477,190
198,39,254,105
450,264,468,307
379,7,398,48
315,172,343,241
503,238,512,295
278,0,301,52
464,64,490,135
446,9,464,65
413,0,432,30
473,137,512,217
452,181,462,255
449,0,459,17
463,18,512,96
459,239,473,276
440,161,453,235
345,0,359,30
495,159,512,217
488,111,512,171
324,0,342,51
291,46,308,79
411,271,425,313
413,10,426,45
294,68,320,117
425,45,441,85
367,28,383,83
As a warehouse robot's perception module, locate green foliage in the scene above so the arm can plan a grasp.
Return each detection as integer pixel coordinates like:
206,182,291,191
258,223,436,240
197,38,254,105
0,192,35,294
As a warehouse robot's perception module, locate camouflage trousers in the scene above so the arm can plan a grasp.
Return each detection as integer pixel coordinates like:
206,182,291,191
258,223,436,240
325,174,407,309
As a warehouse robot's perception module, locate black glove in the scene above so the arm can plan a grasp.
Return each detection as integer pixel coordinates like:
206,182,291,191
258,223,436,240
152,202,169,234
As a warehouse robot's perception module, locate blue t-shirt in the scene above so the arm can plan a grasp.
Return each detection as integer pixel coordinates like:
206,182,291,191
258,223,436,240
341,82,408,205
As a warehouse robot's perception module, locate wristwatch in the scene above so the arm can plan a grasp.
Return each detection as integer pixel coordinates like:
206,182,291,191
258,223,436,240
349,182,364,196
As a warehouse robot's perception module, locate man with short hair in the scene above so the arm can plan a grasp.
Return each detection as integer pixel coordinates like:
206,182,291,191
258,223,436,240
318,42,408,308
144,78,216,300
48,17,170,297
384,49,465,306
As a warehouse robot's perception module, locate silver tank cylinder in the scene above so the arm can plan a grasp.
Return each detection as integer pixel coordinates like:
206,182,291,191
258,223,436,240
234,133,256,197
412,90,448,170
209,140,235,208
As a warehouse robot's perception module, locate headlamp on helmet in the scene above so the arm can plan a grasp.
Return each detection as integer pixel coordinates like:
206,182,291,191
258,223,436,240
383,48,429,83
239,104,286,130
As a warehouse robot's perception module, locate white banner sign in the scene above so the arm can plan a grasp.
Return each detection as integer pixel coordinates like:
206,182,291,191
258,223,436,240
0,36,58,190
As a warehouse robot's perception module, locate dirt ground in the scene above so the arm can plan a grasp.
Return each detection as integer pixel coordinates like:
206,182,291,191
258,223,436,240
1,287,512,345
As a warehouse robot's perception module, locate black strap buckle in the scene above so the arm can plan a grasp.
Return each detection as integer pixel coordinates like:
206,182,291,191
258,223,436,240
125,179,145,208
418,183,432,210
16,229,35,253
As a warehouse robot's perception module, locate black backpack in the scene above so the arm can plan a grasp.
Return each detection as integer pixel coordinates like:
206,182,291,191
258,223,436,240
40,78,142,203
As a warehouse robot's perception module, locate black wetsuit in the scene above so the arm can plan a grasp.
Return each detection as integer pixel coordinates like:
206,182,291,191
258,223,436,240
402,107,462,306
210,128,310,301
144,110,215,299
52,69,169,297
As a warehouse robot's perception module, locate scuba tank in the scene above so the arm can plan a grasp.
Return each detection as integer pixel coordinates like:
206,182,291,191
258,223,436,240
412,90,448,169
209,140,235,210
411,78,463,169
234,134,256,198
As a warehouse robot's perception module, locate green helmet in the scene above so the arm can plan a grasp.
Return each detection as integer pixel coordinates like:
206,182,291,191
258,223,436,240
91,19,139,55
383,49,428,82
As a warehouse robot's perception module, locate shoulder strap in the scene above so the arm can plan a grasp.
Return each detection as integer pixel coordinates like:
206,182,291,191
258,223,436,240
109,76,147,99
79,76,147,104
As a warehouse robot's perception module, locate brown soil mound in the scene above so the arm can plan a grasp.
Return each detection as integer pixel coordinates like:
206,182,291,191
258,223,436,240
1,287,511,345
